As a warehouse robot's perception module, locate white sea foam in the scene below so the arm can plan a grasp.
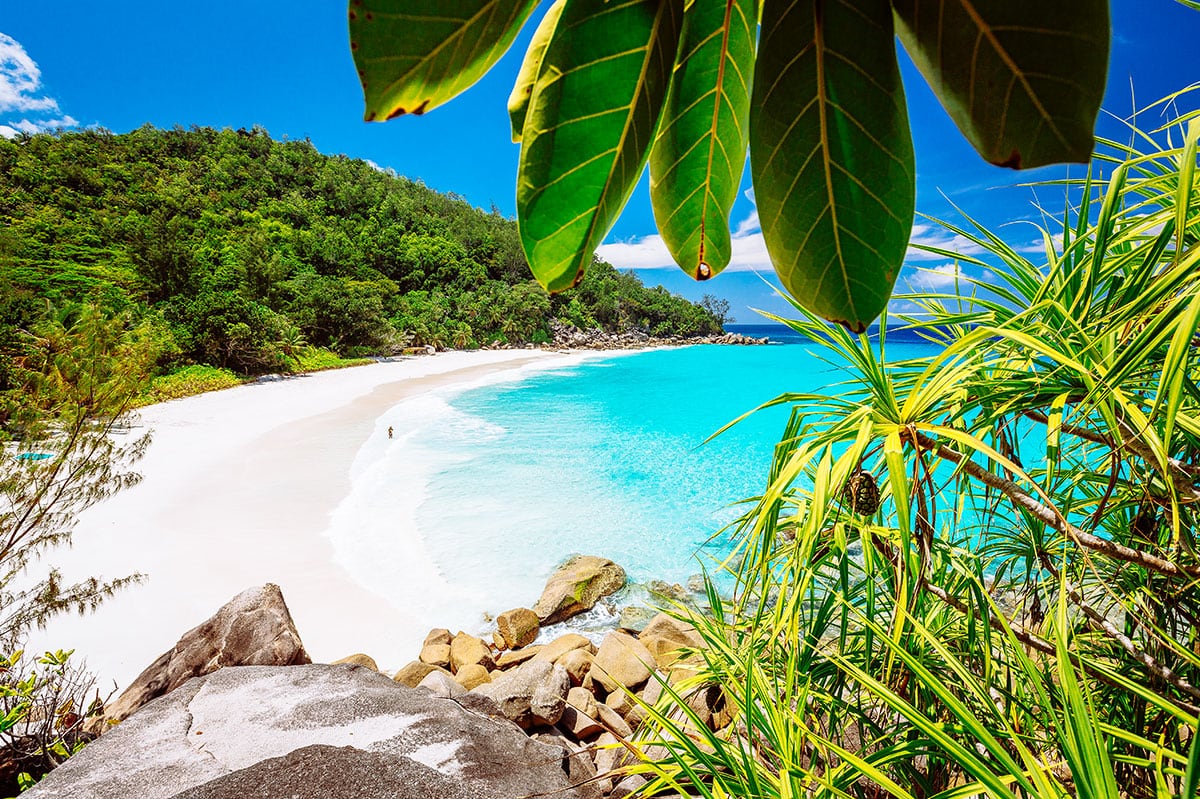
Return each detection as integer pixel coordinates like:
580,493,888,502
322,350,630,644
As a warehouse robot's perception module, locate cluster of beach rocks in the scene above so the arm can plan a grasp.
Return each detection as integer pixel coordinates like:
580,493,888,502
474,321,768,351
33,559,716,798
388,555,719,796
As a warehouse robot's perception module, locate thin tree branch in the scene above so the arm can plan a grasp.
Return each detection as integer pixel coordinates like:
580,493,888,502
910,430,1199,578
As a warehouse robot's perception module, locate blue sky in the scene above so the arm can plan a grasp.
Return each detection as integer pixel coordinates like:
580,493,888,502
2,1,1197,322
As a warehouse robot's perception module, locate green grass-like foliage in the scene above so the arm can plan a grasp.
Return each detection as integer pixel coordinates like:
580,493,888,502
288,347,374,373
614,96,1200,797
353,0,1110,331
140,365,243,405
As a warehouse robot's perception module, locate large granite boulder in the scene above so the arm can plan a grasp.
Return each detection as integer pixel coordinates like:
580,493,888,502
532,556,626,624
101,585,309,725
27,665,584,799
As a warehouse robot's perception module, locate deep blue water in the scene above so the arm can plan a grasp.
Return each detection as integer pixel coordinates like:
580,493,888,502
408,327,943,595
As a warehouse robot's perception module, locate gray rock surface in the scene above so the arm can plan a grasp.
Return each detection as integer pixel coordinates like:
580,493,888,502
100,584,309,725
27,665,582,799
532,555,626,624
167,745,495,799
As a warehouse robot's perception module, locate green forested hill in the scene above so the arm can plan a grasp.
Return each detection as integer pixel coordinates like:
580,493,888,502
0,125,725,378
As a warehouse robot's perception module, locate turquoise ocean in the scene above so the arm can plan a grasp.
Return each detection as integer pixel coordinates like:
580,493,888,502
402,324,940,609
324,323,944,637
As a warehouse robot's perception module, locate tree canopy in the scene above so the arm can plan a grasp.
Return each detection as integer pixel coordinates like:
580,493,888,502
0,124,725,388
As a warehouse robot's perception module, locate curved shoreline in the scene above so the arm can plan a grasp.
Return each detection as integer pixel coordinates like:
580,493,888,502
27,350,617,690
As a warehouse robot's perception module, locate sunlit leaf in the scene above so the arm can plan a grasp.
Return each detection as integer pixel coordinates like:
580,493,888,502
648,0,757,280
892,0,1109,168
507,1,565,143
350,0,538,121
518,0,684,292
750,0,914,332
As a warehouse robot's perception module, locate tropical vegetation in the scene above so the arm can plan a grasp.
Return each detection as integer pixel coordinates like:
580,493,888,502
0,306,150,793
0,124,727,394
619,99,1200,796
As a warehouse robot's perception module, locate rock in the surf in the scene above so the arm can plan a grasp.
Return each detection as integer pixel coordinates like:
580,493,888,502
532,556,626,624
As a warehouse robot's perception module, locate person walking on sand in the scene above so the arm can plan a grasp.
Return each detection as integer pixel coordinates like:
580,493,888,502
387,426,393,439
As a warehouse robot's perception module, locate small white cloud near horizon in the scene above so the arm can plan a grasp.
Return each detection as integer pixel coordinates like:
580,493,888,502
1,33,77,138
599,211,996,276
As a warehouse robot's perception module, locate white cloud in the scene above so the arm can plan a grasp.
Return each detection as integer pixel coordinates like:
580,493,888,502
597,209,773,273
906,262,965,290
0,33,76,137
906,223,988,261
599,209,995,275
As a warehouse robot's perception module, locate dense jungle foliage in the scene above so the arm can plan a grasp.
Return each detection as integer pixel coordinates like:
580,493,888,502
0,125,726,388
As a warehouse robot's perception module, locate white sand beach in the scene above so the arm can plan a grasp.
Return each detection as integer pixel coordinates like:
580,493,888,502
27,349,594,691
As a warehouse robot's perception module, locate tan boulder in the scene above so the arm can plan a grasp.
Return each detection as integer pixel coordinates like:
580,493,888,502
567,686,598,717
560,687,603,739
595,702,633,738
605,688,633,718
393,660,450,688
419,643,451,668
591,632,654,692
456,663,492,690
593,730,634,777
492,631,509,651
641,636,692,670
556,648,593,686
423,628,453,647
496,607,540,649
628,675,664,726
498,645,544,669
534,633,593,664
99,584,310,725
449,632,496,673
532,556,626,624
640,613,703,647
331,653,378,671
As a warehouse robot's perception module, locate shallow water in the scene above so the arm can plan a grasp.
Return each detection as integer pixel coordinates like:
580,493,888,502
328,326,943,625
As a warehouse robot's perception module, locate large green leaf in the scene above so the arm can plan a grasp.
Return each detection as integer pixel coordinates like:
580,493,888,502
750,0,915,332
892,0,1109,168
350,0,538,121
507,1,565,143
648,0,756,280
518,0,684,292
